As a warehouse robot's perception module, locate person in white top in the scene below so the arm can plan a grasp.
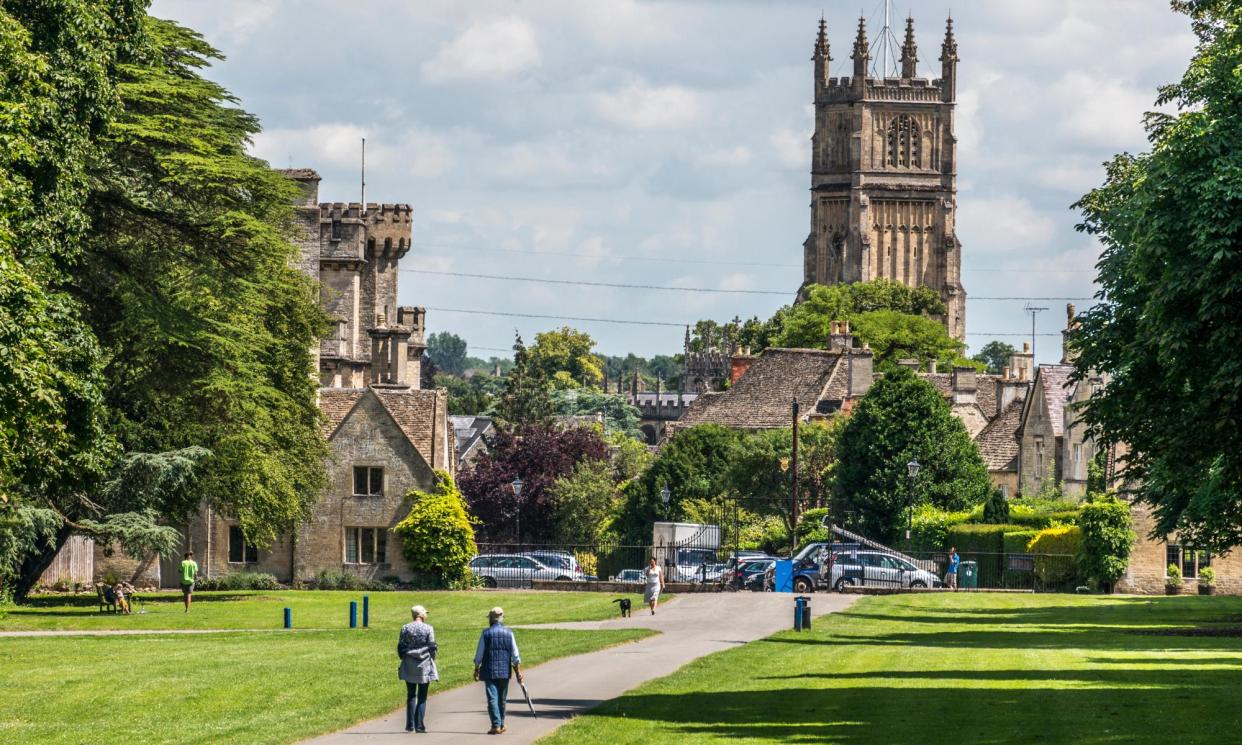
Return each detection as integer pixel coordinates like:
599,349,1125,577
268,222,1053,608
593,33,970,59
643,557,665,615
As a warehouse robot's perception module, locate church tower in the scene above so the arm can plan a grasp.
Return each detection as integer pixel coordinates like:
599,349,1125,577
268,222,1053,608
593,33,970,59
801,15,965,340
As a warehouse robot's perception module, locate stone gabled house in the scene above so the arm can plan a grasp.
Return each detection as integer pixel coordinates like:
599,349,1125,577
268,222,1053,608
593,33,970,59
162,171,454,586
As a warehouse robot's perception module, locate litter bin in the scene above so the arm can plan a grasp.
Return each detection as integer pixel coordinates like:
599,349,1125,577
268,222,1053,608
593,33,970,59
794,596,812,631
959,560,978,589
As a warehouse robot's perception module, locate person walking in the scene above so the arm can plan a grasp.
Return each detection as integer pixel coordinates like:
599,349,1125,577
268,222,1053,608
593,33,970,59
398,604,438,733
945,546,960,590
179,551,198,613
643,557,664,615
473,607,522,735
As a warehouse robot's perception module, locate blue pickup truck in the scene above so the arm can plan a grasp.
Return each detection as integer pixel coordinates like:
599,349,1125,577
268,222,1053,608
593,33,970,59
789,541,860,593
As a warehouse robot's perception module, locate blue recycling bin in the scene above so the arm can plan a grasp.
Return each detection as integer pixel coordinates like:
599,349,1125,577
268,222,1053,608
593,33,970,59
773,560,794,593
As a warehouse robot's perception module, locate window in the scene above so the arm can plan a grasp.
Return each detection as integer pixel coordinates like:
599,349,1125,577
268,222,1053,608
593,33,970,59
353,466,383,496
228,525,258,564
1166,545,1211,578
999,484,1010,498
1073,443,1082,470
331,218,342,240
344,527,387,565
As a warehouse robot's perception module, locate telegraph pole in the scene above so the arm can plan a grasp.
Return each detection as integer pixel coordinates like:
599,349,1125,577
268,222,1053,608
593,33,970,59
1024,303,1048,361
791,397,800,546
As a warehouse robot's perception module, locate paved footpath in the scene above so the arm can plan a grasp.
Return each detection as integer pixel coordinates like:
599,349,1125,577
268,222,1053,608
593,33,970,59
303,591,858,745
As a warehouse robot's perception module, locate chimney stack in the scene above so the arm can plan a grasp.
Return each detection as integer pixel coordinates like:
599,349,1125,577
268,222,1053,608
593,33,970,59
730,347,756,385
828,320,853,352
1009,342,1034,382
952,366,977,405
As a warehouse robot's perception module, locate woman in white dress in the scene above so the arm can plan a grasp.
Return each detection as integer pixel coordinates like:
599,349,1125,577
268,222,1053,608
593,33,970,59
643,557,665,615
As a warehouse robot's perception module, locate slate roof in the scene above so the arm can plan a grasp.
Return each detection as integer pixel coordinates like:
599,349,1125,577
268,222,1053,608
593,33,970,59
675,348,854,430
975,397,1026,471
921,372,1000,417
1039,365,1075,438
449,415,493,464
319,388,366,438
373,388,445,465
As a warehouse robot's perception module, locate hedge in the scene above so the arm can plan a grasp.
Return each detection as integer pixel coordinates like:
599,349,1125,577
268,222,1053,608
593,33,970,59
1027,525,1083,587
947,523,1027,555
911,506,972,552
1002,530,1040,555
1076,497,1135,589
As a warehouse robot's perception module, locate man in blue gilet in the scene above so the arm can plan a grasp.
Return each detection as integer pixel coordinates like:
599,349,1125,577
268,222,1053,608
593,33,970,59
473,606,523,735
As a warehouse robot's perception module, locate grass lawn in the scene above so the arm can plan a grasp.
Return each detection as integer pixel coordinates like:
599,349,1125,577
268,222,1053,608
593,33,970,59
539,593,1242,745
0,590,651,744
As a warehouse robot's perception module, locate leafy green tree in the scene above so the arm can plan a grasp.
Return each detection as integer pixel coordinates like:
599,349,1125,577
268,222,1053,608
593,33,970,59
1075,495,1136,591
835,367,992,542
528,326,603,389
615,424,742,543
547,459,618,545
775,280,946,349
972,340,1016,375
1069,0,1242,552
427,331,468,375
849,310,972,371
495,333,554,427
551,389,642,439
436,372,503,416
394,471,478,588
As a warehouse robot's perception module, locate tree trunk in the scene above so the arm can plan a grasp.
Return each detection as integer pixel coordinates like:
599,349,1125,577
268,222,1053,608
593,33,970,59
13,524,74,602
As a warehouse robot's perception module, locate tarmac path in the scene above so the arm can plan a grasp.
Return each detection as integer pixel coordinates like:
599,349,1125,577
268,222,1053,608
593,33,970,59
302,591,858,745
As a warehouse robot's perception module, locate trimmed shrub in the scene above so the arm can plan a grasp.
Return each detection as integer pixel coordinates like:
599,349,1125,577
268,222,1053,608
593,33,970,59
982,488,1010,523
394,470,478,589
1027,525,1083,588
1075,496,1135,590
197,572,282,591
911,505,971,552
948,523,1027,555
313,569,394,591
1003,530,1040,555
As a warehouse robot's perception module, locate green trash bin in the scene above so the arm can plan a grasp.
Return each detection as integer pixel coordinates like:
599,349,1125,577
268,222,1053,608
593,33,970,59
959,560,978,589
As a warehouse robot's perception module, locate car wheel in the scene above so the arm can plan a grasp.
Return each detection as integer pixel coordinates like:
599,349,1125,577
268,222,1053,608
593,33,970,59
834,577,852,592
482,576,497,589
793,577,814,593
910,580,927,589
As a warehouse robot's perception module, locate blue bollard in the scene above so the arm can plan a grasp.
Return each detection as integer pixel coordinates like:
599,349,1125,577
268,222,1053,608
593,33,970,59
793,596,804,631
284,607,291,629
350,600,357,629
363,595,369,628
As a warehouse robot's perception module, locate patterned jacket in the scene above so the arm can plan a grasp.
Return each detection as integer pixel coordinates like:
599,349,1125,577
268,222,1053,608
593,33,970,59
397,621,439,684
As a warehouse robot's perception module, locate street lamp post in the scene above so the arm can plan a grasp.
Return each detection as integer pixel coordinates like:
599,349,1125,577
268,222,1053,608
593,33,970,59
659,486,671,516
906,460,920,546
511,477,524,546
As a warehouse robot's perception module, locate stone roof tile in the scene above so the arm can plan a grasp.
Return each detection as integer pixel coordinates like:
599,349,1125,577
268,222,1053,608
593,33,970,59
975,397,1025,471
676,348,847,430
319,388,365,438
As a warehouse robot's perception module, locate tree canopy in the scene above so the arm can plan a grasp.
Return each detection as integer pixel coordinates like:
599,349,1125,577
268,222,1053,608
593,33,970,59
835,367,992,542
527,326,604,389
972,340,1016,375
427,331,468,375
1070,0,1242,552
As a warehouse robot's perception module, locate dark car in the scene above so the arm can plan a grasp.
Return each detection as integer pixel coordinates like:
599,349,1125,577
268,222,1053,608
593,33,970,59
790,541,862,593
724,555,777,589
741,559,776,591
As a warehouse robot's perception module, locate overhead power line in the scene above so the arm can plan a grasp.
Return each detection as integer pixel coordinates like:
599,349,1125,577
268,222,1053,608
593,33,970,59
425,306,685,328
418,244,801,269
406,268,1095,301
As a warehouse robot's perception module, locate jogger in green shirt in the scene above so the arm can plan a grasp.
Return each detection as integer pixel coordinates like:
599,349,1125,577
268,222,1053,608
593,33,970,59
180,552,198,613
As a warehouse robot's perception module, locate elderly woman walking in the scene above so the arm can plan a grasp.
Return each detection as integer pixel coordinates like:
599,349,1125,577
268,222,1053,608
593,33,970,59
398,604,438,733
643,557,665,615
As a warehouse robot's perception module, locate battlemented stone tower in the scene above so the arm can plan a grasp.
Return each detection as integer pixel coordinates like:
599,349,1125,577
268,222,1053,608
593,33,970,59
801,15,965,340
280,169,426,389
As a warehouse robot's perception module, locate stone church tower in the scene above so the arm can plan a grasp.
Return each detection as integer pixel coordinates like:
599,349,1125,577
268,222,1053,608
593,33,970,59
801,15,966,340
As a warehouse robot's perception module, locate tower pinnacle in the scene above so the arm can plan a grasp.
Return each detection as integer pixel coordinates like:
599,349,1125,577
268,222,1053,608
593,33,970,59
813,17,831,95
901,15,918,78
852,16,869,78
940,16,958,102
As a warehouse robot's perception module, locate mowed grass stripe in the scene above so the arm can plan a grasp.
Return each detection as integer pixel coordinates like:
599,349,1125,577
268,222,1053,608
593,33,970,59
536,593,1242,745
0,591,652,744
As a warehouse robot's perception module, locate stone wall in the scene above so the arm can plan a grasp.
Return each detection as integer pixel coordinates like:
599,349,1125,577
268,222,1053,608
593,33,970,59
1116,503,1242,595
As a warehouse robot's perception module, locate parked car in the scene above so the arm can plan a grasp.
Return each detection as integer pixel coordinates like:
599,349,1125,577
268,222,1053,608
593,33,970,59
829,551,943,591
724,556,777,589
666,547,721,583
522,551,586,580
738,558,776,591
790,542,861,592
469,554,575,587
615,569,644,584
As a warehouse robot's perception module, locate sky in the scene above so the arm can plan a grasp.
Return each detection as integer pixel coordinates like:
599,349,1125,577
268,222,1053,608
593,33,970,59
151,0,1197,365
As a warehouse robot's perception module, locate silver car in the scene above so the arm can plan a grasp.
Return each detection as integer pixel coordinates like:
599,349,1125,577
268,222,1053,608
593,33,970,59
829,551,943,590
523,551,586,580
470,554,575,588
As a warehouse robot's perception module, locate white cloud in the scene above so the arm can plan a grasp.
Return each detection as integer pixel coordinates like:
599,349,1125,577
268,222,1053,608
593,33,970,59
593,79,703,130
250,123,455,179
770,128,808,170
693,145,753,167
420,17,541,84
957,195,1057,256
1050,72,1152,148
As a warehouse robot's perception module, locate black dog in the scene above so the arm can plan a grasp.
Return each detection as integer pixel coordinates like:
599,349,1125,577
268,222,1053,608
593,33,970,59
612,598,632,618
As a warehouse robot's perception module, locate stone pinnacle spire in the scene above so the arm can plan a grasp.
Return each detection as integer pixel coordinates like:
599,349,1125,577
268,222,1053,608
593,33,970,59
940,15,958,101
852,16,869,77
813,16,831,96
901,15,918,78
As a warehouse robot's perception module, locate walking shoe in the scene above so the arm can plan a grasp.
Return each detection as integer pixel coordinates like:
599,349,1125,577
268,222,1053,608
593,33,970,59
487,727,499,735
497,726,507,734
